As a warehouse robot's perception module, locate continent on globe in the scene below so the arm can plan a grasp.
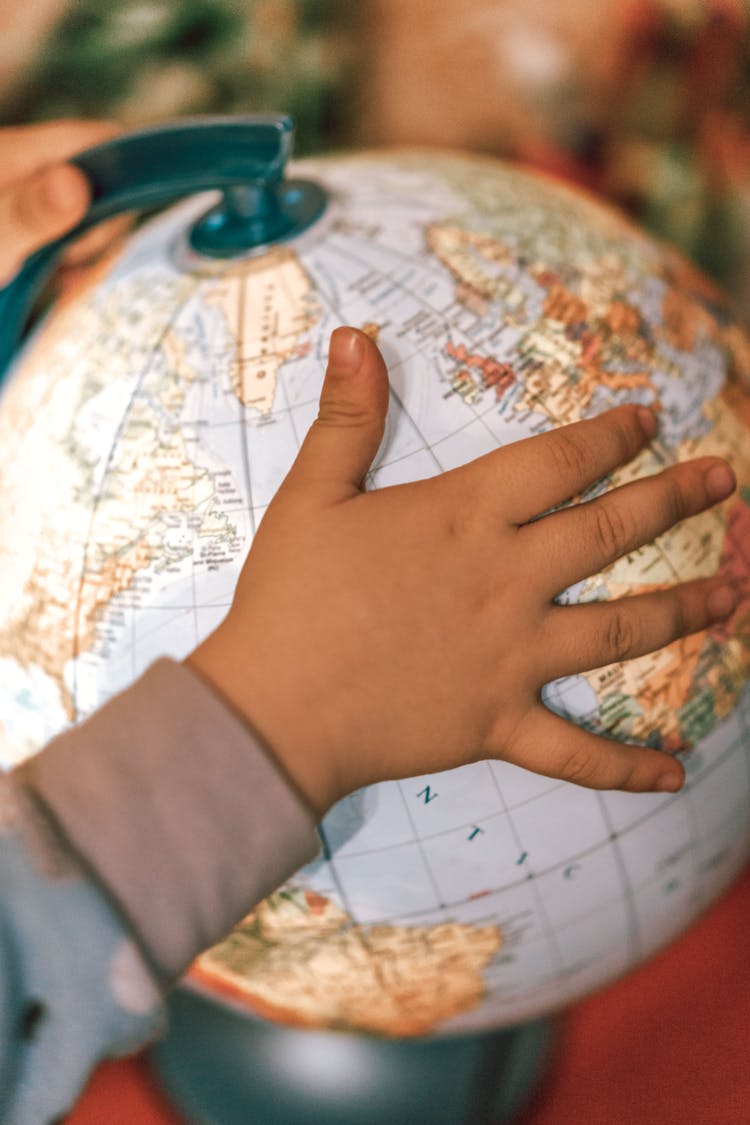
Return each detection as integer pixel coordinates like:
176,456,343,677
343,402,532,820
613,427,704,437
576,390,750,749
207,248,320,415
192,885,501,1037
423,171,750,753
0,270,245,744
444,340,516,406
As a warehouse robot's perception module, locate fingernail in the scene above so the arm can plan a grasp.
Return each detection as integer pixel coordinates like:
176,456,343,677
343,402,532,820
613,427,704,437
637,406,658,439
707,583,738,620
655,772,683,793
704,461,736,502
39,164,88,216
329,327,364,373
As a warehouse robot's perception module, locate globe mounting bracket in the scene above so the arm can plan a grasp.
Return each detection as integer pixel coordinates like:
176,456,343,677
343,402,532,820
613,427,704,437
0,114,328,377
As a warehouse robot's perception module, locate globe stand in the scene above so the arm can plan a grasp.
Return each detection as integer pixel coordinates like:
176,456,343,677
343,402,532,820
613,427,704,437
150,988,555,1125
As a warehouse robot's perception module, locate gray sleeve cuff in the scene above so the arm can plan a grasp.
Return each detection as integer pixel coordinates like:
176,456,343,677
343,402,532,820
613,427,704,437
16,659,320,984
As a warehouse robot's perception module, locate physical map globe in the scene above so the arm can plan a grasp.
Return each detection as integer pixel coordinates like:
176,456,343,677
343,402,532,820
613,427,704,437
1,151,750,1035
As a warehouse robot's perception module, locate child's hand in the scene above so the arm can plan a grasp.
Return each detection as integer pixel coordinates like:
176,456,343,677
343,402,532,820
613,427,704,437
188,328,739,816
0,119,119,285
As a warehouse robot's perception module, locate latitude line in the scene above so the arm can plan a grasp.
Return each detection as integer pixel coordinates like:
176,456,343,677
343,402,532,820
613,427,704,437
328,721,747,923
335,727,745,858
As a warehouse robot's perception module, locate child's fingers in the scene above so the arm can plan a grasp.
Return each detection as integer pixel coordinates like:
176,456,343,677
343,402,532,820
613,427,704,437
527,456,736,595
0,121,119,285
463,403,657,525
501,704,685,793
0,120,117,188
60,215,131,267
0,163,91,285
538,577,738,681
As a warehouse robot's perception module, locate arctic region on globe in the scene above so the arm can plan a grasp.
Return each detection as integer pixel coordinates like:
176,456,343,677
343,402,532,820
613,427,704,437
1,151,750,1036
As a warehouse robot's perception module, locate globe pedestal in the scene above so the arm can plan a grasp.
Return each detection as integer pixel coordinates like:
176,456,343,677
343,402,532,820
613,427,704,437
151,989,555,1125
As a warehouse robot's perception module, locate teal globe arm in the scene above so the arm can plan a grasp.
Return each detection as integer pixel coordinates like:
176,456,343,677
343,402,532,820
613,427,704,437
0,114,327,379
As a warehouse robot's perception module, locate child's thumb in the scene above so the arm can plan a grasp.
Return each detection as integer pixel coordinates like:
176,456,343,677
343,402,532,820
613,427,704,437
284,327,390,500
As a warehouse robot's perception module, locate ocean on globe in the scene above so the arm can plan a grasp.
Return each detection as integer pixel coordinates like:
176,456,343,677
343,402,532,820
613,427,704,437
1,150,750,1037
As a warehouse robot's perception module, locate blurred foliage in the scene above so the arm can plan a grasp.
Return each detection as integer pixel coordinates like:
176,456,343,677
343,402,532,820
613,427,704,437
4,0,750,302
496,0,750,304
1,0,359,154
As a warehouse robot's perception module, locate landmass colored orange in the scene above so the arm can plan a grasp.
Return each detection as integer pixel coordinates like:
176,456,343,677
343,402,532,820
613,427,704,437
543,283,588,327
445,341,516,402
661,284,718,353
721,380,750,428
192,888,501,1038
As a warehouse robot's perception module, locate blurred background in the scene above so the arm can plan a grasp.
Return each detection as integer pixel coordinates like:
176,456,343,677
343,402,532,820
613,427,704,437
1,0,750,309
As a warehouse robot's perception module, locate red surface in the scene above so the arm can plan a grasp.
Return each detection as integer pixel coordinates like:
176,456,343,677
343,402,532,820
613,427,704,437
70,865,750,1125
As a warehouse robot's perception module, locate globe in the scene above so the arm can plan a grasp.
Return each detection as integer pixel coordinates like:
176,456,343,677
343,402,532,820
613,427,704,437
2,144,750,1039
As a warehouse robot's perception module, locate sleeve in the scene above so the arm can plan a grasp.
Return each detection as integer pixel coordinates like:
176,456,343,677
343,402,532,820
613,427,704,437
2,658,321,1123
0,772,164,1125
17,658,321,984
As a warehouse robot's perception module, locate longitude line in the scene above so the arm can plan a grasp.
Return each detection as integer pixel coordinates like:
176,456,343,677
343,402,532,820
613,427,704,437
72,276,203,718
235,275,257,539
486,765,565,990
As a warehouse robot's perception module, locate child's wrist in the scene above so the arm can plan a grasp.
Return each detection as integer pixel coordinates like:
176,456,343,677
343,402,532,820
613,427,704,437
185,627,340,819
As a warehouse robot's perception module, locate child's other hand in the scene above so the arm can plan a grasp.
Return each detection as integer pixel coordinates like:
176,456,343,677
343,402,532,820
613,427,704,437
189,328,738,816
0,119,121,286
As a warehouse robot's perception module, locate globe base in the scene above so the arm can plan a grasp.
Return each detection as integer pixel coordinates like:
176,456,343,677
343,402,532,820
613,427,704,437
151,988,555,1125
